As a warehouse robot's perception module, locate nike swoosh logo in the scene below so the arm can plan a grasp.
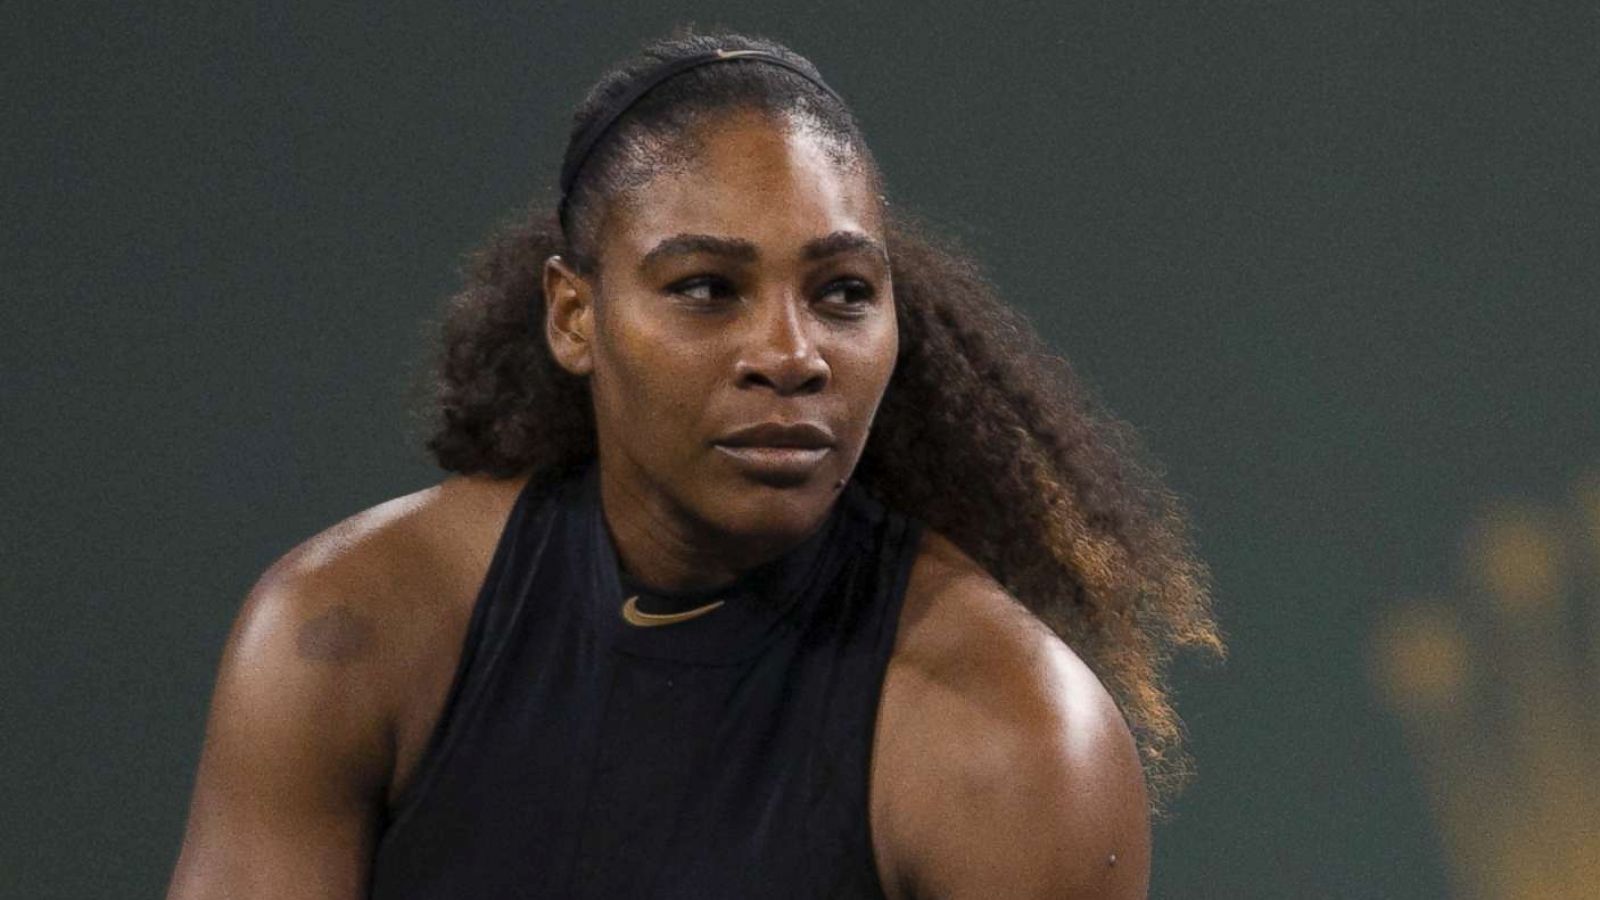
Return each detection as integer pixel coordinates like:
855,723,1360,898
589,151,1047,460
620,594,726,627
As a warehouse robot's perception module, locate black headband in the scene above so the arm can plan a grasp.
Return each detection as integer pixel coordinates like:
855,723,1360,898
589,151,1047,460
556,48,848,234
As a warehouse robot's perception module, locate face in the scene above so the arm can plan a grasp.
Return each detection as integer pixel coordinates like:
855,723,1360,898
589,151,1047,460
544,110,897,564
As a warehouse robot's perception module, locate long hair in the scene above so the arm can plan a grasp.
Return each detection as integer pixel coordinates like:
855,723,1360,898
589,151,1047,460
422,28,1221,809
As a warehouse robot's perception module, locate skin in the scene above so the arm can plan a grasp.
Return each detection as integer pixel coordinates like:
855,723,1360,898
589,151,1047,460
166,110,1150,899
542,110,897,593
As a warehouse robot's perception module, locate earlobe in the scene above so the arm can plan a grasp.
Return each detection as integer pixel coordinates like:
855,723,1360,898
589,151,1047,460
542,255,595,377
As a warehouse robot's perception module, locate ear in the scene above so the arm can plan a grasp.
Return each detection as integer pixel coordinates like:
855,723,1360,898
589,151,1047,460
543,255,596,377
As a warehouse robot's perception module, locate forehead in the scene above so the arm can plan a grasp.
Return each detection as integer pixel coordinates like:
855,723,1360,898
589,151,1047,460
600,112,882,263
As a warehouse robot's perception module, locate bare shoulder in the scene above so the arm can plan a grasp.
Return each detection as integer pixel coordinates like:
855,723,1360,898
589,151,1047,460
869,529,1151,900
235,475,521,684
169,474,527,898
259,473,526,618
251,473,528,781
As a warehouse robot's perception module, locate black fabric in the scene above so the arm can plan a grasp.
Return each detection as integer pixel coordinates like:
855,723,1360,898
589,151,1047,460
367,459,925,899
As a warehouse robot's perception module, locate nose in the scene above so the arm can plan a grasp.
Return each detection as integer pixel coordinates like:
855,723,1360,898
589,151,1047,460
733,292,830,396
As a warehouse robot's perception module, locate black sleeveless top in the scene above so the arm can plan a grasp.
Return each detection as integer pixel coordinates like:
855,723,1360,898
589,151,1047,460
367,460,926,899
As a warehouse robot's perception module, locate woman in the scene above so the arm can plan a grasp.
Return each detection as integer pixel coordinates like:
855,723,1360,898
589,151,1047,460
168,28,1219,899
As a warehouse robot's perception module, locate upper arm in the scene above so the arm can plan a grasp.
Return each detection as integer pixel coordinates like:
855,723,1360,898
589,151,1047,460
875,583,1151,900
166,566,396,900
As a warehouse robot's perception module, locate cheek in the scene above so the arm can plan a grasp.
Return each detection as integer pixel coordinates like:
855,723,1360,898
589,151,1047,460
878,314,900,380
596,314,709,439
841,314,899,391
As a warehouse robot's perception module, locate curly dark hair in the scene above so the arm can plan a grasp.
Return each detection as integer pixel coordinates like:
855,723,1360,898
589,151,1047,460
421,27,1222,809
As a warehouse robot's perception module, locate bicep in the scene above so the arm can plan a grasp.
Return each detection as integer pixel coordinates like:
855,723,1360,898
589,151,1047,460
167,576,394,900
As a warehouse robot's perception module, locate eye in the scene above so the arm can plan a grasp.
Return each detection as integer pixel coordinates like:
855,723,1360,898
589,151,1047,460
819,278,877,309
667,274,738,306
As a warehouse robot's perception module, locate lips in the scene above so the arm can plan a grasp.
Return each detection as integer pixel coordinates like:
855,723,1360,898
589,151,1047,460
712,421,835,486
713,444,831,485
713,421,835,450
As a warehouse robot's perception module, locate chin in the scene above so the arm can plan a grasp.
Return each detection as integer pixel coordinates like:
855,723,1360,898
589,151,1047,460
709,475,836,543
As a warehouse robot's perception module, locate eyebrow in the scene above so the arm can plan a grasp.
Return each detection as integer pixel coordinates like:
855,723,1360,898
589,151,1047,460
638,230,888,272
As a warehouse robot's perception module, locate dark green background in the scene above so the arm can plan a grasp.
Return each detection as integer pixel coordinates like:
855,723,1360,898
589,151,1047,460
5,2,1596,897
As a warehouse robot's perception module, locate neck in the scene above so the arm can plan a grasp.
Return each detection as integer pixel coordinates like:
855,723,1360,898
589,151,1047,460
598,461,795,595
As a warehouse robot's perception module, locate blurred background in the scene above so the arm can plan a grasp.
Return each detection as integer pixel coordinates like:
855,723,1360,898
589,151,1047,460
5,1,1596,897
